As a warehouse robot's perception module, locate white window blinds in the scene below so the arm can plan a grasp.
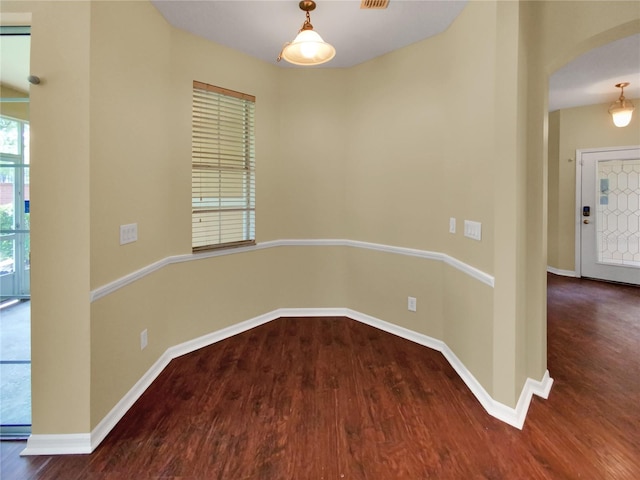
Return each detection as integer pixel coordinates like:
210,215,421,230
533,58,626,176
192,81,255,252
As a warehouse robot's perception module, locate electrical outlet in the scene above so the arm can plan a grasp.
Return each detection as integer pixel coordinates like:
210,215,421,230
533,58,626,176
120,223,138,245
408,296,417,312
140,329,148,350
449,217,456,234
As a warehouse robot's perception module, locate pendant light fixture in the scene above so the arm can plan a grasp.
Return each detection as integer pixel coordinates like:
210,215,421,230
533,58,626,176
277,1,336,66
608,82,635,127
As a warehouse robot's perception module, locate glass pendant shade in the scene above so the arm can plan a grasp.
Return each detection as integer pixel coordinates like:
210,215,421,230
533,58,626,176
609,103,635,127
281,29,336,66
608,83,635,128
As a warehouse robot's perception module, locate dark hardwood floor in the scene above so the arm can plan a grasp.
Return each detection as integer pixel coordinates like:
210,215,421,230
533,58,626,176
2,275,639,479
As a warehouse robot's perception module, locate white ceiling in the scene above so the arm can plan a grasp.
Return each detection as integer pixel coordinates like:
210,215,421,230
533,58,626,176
1,1,639,112
549,33,640,112
150,0,468,69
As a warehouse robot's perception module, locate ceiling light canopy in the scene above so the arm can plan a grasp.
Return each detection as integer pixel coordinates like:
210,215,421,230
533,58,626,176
277,1,336,66
608,82,635,127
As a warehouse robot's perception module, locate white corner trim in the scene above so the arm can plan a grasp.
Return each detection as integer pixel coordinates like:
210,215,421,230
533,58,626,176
485,370,554,429
89,242,272,302
22,308,552,455
90,239,495,302
342,240,494,287
512,370,554,428
442,254,494,287
21,433,92,456
344,239,443,261
547,266,576,277
91,257,170,302
525,369,553,400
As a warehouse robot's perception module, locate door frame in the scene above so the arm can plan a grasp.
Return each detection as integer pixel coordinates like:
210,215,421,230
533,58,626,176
574,145,640,279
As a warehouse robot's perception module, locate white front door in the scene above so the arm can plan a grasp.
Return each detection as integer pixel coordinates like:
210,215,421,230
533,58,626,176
577,146,640,285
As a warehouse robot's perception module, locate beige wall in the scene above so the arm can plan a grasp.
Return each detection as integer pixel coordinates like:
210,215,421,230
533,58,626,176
1,0,638,439
89,1,173,288
91,245,349,425
493,0,529,404
276,69,349,240
88,1,287,426
2,0,93,435
548,100,640,272
346,249,445,338
345,0,502,400
346,1,496,272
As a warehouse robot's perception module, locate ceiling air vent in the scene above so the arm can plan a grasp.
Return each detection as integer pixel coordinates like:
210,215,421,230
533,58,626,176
360,0,389,9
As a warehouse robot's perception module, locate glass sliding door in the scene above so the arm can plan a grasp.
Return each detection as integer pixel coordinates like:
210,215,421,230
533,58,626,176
1,26,32,436
0,116,30,300
0,115,31,434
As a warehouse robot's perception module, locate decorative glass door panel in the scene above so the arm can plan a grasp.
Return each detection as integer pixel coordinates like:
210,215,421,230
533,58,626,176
596,159,640,268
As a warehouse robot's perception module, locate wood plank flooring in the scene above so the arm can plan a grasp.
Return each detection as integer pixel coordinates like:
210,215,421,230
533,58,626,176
1,275,639,479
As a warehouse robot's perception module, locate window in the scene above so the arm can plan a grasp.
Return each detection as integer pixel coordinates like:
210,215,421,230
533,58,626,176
192,81,255,252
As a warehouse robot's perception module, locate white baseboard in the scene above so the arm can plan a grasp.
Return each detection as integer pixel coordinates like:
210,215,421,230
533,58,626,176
22,308,552,455
21,433,92,456
342,309,552,429
547,266,576,277
90,310,284,453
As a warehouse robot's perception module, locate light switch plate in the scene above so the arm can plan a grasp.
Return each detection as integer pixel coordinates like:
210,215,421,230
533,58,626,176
120,223,138,245
449,217,456,234
408,296,417,312
464,220,482,241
